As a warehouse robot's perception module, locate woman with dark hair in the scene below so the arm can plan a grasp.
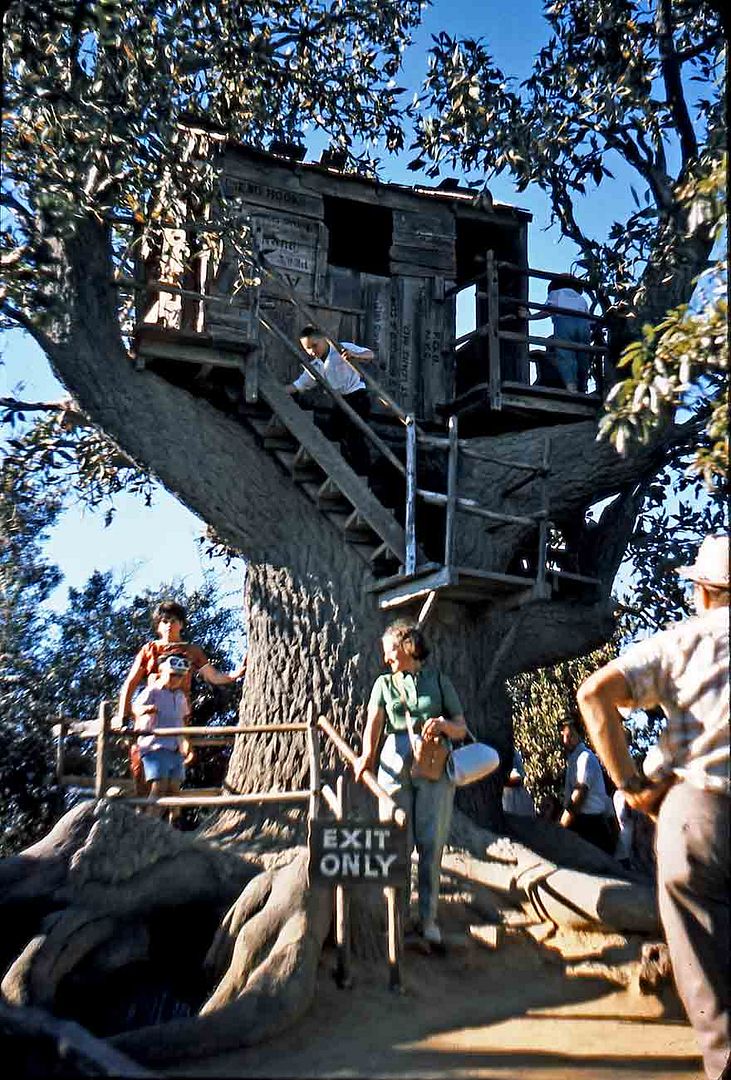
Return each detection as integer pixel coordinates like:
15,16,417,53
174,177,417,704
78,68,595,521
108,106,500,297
354,621,466,946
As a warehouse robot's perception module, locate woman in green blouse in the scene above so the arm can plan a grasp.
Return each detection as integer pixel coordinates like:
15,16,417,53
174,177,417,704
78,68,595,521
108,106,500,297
354,621,467,946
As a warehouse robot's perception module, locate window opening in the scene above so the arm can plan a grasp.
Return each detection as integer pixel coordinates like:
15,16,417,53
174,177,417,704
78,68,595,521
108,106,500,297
322,195,392,276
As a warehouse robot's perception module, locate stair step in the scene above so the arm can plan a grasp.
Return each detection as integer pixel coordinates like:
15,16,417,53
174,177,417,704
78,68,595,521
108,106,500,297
263,435,298,451
263,418,290,439
317,478,350,509
368,542,398,565
299,481,323,503
344,511,379,542
272,449,298,471
292,447,323,480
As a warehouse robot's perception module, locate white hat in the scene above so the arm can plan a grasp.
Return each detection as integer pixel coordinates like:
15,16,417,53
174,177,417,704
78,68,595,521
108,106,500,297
676,534,729,589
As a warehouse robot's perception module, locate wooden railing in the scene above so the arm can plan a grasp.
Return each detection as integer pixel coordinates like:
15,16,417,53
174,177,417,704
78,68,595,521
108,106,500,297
401,414,551,593
446,253,608,407
55,701,408,989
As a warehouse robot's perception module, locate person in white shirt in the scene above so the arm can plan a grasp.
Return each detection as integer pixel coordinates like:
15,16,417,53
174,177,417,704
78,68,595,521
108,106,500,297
521,275,592,391
577,534,730,1080
287,325,375,475
502,749,535,817
559,718,615,852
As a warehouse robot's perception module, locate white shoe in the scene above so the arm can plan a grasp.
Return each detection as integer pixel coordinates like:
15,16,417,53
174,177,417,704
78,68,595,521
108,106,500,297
422,920,442,946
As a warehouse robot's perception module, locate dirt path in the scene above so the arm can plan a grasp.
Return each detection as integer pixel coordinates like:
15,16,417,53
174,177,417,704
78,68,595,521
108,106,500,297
172,896,703,1079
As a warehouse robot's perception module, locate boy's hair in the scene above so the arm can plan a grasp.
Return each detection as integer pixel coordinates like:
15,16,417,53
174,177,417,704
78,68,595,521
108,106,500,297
152,600,187,630
299,324,324,340
383,621,430,661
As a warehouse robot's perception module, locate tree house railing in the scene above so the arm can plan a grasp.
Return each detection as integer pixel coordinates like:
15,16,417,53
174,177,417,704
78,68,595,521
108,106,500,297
55,703,409,988
445,252,608,413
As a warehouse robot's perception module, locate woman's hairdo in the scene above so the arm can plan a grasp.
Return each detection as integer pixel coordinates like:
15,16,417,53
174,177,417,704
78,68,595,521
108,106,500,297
383,621,430,661
153,600,187,629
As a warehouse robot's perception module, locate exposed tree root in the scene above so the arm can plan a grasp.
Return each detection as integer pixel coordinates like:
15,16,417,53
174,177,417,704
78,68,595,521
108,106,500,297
110,849,331,1066
0,801,256,1014
447,809,659,933
0,1000,158,1077
0,799,664,1072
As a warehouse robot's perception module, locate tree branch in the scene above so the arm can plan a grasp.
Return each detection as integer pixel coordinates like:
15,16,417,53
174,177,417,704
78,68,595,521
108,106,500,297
655,0,698,167
0,397,73,415
0,303,56,357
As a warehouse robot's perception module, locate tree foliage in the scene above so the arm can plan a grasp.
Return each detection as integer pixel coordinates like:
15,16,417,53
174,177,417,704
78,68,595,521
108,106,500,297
413,1,725,312
1,0,422,349
0,463,64,853
599,155,727,486
507,635,663,810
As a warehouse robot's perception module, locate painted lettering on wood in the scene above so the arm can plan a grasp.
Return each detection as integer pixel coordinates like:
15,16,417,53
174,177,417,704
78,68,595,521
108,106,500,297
309,820,409,886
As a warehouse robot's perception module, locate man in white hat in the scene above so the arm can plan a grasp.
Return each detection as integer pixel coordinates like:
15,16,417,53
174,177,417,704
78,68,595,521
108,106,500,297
576,534,729,1080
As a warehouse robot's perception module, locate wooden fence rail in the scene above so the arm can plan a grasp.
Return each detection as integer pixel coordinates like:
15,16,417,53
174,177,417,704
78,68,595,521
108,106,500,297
56,699,408,990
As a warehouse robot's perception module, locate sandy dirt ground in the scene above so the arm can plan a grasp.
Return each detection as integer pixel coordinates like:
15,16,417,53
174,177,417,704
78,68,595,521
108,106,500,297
171,888,703,1080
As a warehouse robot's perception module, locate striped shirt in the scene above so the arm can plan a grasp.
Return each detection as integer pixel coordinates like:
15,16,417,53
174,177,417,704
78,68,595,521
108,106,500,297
615,606,729,794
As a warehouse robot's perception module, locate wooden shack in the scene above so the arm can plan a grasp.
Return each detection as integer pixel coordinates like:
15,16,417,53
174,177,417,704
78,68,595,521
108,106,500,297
132,135,604,609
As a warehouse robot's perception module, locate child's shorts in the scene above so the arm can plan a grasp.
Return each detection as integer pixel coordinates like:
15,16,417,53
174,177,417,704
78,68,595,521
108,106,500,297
141,748,185,782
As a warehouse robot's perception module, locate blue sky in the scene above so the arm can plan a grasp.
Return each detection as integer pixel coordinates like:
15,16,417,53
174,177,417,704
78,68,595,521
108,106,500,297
0,0,671,614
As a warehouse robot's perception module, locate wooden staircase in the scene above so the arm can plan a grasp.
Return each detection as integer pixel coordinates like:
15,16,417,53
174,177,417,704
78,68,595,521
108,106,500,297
245,368,407,576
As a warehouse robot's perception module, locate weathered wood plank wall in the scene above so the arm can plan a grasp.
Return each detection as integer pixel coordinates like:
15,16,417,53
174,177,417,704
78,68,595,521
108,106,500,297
145,146,529,421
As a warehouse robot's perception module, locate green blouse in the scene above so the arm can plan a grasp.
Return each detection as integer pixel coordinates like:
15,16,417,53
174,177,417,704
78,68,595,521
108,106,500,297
368,668,463,735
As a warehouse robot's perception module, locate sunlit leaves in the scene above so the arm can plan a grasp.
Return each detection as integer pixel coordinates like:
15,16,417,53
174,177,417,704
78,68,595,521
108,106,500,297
412,0,725,309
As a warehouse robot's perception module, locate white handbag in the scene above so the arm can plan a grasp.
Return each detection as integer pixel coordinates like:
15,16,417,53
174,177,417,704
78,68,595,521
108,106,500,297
447,729,500,787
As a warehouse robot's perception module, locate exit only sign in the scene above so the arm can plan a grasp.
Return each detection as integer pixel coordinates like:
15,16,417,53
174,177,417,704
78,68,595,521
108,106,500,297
309,820,409,886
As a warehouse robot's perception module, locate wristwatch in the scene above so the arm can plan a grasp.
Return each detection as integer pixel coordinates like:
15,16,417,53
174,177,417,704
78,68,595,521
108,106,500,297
620,774,652,795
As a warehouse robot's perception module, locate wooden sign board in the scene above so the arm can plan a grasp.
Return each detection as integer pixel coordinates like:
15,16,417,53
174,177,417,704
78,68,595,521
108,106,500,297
309,820,409,887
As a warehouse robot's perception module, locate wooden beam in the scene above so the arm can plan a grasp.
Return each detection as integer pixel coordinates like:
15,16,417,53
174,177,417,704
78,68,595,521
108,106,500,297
444,415,459,569
315,714,407,829
94,701,112,798
418,488,545,527
404,417,417,575
486,251,502,410
499,393,597,417
376,566,453,610
137,340,246,369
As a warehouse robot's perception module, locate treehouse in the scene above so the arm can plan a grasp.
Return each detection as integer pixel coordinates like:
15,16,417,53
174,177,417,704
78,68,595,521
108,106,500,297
129,131,606,613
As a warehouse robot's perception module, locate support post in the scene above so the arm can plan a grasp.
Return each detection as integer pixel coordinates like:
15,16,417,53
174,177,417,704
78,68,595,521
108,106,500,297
334,774,352,989
94,701,112,799
244,346,260,404
486,250,502,410
385,805,403,993
444,414,459,570
535,435,551,598
306,702,321,823
56,720,67,784
404,415,417,575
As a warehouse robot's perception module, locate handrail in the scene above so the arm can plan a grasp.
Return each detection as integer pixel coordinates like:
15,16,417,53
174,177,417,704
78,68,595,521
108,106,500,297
499,295,604,322
498,329,606,355
316,714,407,828
496,259,594,289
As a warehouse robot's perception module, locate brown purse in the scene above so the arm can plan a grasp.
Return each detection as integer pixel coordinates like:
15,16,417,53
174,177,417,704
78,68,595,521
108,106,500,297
397,674,450,782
